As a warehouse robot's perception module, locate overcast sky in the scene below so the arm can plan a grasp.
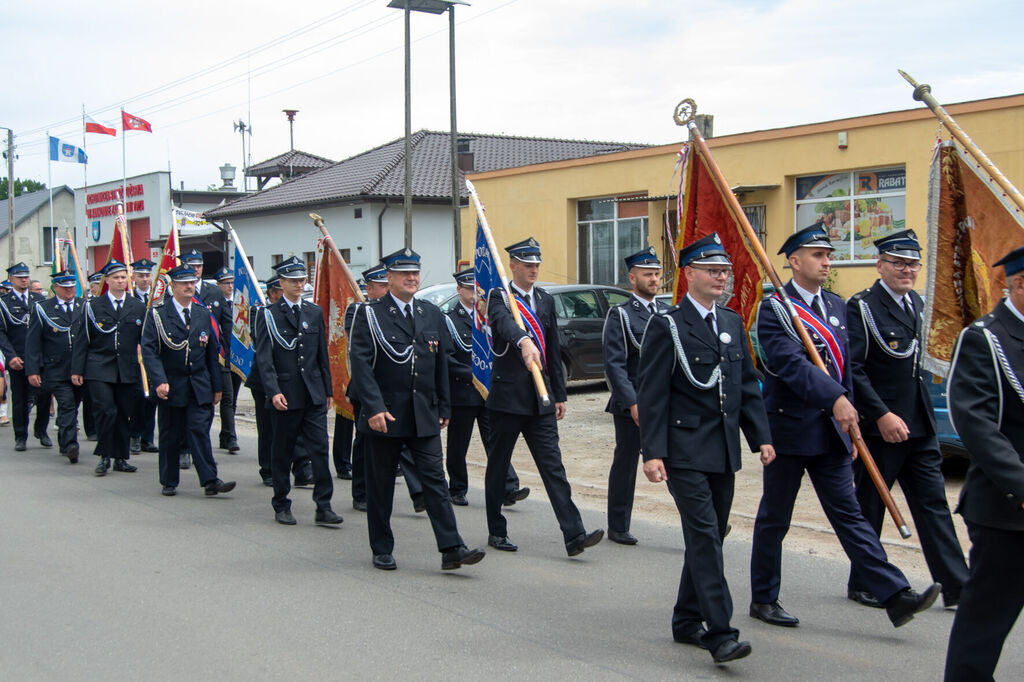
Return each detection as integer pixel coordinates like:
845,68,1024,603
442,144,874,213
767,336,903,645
5,0,1023,195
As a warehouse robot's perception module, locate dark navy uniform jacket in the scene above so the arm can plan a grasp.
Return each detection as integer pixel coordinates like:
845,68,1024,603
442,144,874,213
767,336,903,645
24,297,84,387
254,297,332,409
244,303,265,392
603,295,663,416
446,304,484,408
348,295,451,438
71,294,147,384
0,290,46,361
848,281,935,439
948,300,1024,531
639,298,771,473
757,280,852,456
141,301,223,407
484,285,567,415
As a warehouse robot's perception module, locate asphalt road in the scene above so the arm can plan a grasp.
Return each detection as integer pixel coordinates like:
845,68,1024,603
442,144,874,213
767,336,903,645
1,422,1021,681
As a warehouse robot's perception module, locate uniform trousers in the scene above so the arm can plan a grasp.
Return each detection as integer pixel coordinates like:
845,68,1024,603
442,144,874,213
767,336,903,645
129,385,156,443
157,400,217,488
10,368,50,440
254,388,312,480
81,385,96,438
87,380,135,461
850,434,968,597
48,381,81,453
666,468,738,651
750,446,909,604
364,434,462,555
350,400,422,504
608,414,642,533
269,402,333,513
485,410,584,542
218,371,242,447
333,414,353,475
446,405,519,497
944,523,1024,681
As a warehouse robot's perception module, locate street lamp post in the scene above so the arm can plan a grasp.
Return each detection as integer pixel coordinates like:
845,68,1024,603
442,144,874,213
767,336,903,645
387,0,469,253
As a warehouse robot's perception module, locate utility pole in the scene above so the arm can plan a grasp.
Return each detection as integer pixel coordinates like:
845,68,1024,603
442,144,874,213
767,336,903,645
282,109,298,151
4,128,14,268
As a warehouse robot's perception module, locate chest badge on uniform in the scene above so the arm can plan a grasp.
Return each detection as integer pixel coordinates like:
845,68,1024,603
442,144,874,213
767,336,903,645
136,319,141,326
213,301,219,307
199,331,209,346
719,331,732,345
302,320,309,329
889,340,899,349
51,327,58,333
829,316,840,326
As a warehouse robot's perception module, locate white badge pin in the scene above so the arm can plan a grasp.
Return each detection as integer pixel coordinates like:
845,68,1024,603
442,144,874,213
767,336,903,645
302,320,309,329
829,316,840,326
719,331,732,344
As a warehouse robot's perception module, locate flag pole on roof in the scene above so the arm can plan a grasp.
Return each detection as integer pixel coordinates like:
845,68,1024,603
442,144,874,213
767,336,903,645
672,97,912,540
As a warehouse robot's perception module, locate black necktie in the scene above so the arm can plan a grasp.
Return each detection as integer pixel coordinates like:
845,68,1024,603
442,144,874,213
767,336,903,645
705,312,716,335
183,306,191,329
404,303,414,332
902,297,912,316
115,299,122,316
523,293,532,309
292,304,300,326
142,292,148,306
812,295,824,320
649,303,657,315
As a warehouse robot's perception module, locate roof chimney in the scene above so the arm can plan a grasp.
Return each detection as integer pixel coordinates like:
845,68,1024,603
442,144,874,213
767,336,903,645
457,137,474,172
220,163,236,189
694,114,714,139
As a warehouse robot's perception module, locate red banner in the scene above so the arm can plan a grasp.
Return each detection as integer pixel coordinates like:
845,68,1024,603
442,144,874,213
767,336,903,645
314,241,357,420
150,224,179,308
121,110,152,133
672,143,763,333
99,210,134,295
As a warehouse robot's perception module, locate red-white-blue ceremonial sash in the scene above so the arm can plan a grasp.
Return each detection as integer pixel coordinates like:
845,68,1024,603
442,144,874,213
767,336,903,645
507,292,546,369
776,294,845,381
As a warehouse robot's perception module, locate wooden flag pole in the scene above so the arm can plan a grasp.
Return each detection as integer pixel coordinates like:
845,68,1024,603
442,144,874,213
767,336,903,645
309,214,365,304
65,230,87,294
465,179,551,407
676,103,911,539
224,220,266,307
899,70,1024,216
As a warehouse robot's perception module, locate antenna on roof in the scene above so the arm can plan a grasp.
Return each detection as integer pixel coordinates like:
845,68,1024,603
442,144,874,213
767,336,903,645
233,119,252,191
282,110,299,151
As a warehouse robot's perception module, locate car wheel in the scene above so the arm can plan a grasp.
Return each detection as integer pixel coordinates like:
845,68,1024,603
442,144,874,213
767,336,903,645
561,358,572,382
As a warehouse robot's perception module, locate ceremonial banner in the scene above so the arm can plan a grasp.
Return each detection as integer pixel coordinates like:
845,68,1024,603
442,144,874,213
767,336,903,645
99,208,133,295
172,207,214,234
672,142,763,333
472,219,502,399
923,141,1024,375
314,240,356,419
150,222,179,308
230,243,260,380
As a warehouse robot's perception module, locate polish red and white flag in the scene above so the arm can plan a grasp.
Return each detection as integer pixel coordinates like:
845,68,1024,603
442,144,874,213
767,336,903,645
84,113,116,136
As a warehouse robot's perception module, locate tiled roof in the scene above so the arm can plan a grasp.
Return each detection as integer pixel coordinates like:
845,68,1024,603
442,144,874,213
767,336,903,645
245,149,335,177
206,131,649,219
0,186,73,239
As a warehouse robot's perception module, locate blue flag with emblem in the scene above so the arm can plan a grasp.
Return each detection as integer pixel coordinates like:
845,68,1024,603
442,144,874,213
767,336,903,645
229,244,260,379
472,218,501,399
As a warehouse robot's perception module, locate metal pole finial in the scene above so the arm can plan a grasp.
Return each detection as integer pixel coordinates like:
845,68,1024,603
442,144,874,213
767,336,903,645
673,98,697,126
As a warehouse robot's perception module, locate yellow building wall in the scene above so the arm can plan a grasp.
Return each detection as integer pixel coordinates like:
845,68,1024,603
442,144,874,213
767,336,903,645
463,96,1024,299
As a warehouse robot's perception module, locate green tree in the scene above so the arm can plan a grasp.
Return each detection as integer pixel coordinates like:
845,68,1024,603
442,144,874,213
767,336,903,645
0,177,47,200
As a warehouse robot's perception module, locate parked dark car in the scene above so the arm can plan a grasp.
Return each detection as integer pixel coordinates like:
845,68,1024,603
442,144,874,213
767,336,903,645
415,282,631,380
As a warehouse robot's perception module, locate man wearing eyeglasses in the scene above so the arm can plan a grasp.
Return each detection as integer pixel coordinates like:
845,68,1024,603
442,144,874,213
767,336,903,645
844,229,968,610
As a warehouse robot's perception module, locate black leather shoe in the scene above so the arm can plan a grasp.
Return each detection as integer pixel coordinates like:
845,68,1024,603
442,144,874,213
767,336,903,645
441,545,486,570
227,441,240,454
943,590,960,609
488,535,518,552
130,436,141,453
373,553,397,570
886,583,941,627
749,601,799,626
262,476,274,487
141,441,158,453
724,523,732,538
63,445,79,464
336,468,352,480
113,459,137,473
86,433,98,442
14,438,26,451
566,529,604,557
673,626,708,649
608,529,638,545
204,479,236,496
315,509,344,525
37,433,53,448
179,453,191,470
412,494,426,513
712,639,752,664
847,587,884,608
161,486,177,496
94,457,110,476
275,509,297,525
353,500,368,512
503,487,530,506
450,493,468,506
293,477,314,487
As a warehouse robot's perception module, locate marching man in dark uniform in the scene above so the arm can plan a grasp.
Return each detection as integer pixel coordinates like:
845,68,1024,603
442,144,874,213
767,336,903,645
81,272,103,442
254,256,342,527
749,224,940,629
484,237,603,556
71,260,147,476
944,245,1024,680
845,230,967,608
180,249,215,304
212,267,241,454
349,248,484,571
25,269,83,463
141,265,235,497
129,258,158,454
603,246,665,545
639,234,772,664
0,261,51,450
444,265,525,507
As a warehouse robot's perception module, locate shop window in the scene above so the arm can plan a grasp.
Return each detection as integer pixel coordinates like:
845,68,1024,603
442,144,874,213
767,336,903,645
743,205,767,245
42,226,57,264
794,167,906,262
577,196,649,285
304,251,316,282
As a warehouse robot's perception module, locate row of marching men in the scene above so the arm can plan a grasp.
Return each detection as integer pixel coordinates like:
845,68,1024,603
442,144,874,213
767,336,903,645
602,223,1024,674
